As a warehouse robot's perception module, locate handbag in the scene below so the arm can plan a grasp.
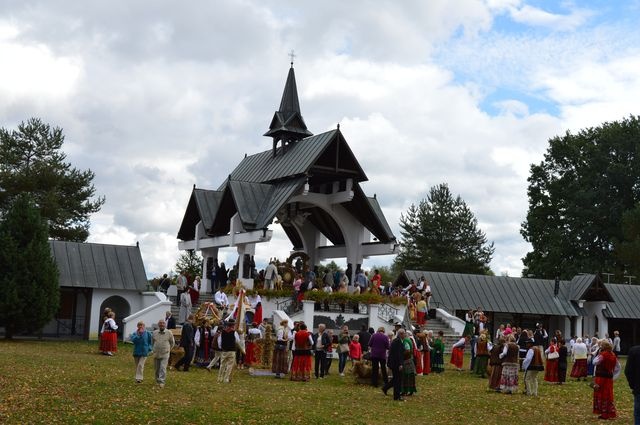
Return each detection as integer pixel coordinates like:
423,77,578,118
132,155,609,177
547,351,559,360
339,343,350,353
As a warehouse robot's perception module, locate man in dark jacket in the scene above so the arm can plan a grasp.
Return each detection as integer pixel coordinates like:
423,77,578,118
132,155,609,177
174,314,195,372
382,328,406,401
312,324,331,379
357,325,372,352
625,344,640,425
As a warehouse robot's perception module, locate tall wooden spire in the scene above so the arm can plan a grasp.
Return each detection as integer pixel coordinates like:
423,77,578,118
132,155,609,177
264,63,313,156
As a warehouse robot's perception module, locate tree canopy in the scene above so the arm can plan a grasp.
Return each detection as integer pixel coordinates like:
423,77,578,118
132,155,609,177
0,118,104,242
393,183,494,275
521,115,640,280
175,249,204,280
0,194,60,338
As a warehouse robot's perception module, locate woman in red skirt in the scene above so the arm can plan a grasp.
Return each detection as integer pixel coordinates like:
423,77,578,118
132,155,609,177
592,340,618,420
450,336,468,371
570,337,589,381
99,311,118,356
544,338,559,383
290,323,313,381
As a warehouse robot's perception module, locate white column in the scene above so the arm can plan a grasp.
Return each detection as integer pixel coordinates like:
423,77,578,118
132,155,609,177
302,300,315,330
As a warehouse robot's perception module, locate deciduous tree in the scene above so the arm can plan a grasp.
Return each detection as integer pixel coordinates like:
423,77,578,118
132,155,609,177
521,116,640,280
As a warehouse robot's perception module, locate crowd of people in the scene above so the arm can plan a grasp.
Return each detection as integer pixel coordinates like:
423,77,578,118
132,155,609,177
99,270,640,422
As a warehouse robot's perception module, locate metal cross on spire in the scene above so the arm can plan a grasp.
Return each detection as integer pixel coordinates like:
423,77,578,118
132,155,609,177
289,49,296,67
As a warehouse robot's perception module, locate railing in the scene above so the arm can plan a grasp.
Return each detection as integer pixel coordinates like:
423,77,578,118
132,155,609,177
275,298,302,316
377,304,399,323
312,301,369,314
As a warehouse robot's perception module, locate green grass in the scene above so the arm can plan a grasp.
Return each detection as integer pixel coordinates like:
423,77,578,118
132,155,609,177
0,340,634,424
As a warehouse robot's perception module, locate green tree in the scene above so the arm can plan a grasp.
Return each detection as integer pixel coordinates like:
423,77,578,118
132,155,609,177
393,183,494,274
0,194,60,339
175,250,203,280
521,116,640,280
0,118,104,242
613,204,640,283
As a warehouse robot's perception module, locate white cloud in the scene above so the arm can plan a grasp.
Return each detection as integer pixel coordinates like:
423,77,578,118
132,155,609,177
1,1,639,279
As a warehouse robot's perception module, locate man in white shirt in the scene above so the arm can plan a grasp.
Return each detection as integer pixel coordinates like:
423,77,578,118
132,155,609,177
214,288,229,310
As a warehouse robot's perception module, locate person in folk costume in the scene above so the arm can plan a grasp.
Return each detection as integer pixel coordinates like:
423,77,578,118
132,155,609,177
206,322,223,371
473,332,491,378
499,334,520,394
244,322,261,367
431,330,445,373
416,294,427,326
272,320,290,378
422,330,432,375
544,337,560,384
522,338,544,396
570,337,589,381
249,293,262,325
463,309,475,337
558,338,568,384
588,336,600,376
401,331,418,396
290,323,314,382
100,310,118,356
217,319,243,383
450,335,468,371
174,314,195,372
413,330,424,375
260,323,274,368
194,318,213,367
592,339,619,420
488,336,505,391
188,283,199,306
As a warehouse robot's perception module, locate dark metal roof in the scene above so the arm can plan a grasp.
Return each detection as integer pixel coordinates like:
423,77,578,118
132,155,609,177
568,274,594,300
177,188,224,240
603,283,640,319
401,270,581,316
341,185,395,243
50,240,148,291
229,130,338,184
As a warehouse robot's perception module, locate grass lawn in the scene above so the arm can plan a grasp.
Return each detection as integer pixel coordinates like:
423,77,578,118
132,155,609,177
0,340,635,424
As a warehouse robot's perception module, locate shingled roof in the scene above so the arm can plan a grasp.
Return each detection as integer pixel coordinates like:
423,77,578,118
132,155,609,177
50,240,148,291
399,270,640,319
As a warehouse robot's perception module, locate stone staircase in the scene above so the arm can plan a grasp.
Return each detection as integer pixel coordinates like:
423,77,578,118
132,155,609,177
413,315,461,353
170,292,215,321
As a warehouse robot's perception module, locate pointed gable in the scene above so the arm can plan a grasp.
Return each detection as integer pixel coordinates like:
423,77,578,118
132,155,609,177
177,188,224,240
567,274,614,302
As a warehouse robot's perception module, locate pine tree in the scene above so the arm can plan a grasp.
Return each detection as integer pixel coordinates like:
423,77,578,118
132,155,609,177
0,118,104,241
0,194,60,339
393,183,494,274
175,250,204,280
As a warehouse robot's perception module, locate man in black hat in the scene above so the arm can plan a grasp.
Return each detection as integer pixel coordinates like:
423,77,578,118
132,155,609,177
217,319,241,383
522,338,544,396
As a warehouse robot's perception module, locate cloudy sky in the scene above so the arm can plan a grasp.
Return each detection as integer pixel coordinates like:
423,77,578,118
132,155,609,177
2,0,640,278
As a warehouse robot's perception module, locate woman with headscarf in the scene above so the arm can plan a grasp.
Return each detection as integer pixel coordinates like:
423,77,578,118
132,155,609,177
402,331,418,396
272,320,289,378
570,337,589,381
592,340,618,420
499,334,520,394
431,330,445,373
488,336,504,391
473,332,491,378
544,337,560,384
